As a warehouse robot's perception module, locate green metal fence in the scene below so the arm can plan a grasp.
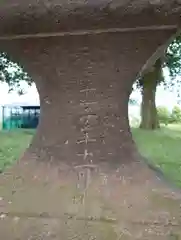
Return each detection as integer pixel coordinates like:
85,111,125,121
2,106,40,130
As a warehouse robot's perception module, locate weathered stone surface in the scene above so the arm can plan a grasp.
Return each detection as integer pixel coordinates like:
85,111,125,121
0,0,181,36
0,1,181,239
1,30,181,239
0,31,174,165
0,160,181,239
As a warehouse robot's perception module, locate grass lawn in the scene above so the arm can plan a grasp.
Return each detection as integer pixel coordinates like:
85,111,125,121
132,124,181,187
0,125,181,187
0,130,33,172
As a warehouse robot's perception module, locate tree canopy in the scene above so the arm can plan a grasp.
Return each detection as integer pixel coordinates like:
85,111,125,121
165,35,181,78
0,52,32,94
163,35,181,98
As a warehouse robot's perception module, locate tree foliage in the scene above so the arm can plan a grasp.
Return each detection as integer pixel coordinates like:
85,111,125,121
170,105,181,123
0,52,32,94
163,34,181,96
165,35,181,78
157,105,181,125
157,106,170,125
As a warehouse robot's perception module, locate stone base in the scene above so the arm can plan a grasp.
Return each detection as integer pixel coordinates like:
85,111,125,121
1,160,181,239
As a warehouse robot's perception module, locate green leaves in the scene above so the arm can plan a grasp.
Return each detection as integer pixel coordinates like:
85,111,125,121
165,35,181,78
170,106,181,123
157,105,181,125
157,106,170,125
0,52,32,93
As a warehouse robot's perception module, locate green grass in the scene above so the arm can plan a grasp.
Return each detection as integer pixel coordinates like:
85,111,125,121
0,125,181,187
0,130,33,172
132,124,181,187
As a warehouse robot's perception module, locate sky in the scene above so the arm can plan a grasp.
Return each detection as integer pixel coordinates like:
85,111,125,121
0,81,39,106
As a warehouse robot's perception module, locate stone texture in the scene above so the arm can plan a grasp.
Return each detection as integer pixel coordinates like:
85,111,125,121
1,30,181,239
0,159,181,239
0,31,174,166
0,0,181,36
0,1,181,239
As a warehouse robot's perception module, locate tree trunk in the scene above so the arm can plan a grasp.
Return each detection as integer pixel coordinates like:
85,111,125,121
140,78,160,130
0,31,181,239
140,59,163,130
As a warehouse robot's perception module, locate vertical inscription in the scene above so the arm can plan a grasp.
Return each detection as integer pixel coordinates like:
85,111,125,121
74,85,98,203
76,87,98,165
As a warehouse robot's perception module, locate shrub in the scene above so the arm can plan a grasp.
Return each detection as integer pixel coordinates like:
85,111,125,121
157,106,171,125
170,106,181,123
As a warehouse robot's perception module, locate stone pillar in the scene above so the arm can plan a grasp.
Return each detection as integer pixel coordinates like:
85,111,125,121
2,30,174,166
1,30,181,239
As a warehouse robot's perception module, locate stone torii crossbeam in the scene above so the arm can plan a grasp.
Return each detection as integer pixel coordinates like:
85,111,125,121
0,1,181,239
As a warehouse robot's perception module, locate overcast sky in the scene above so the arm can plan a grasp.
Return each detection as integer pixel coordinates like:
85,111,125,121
0,81,39,106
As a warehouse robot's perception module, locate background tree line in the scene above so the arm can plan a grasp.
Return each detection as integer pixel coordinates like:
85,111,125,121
157,105,181,125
